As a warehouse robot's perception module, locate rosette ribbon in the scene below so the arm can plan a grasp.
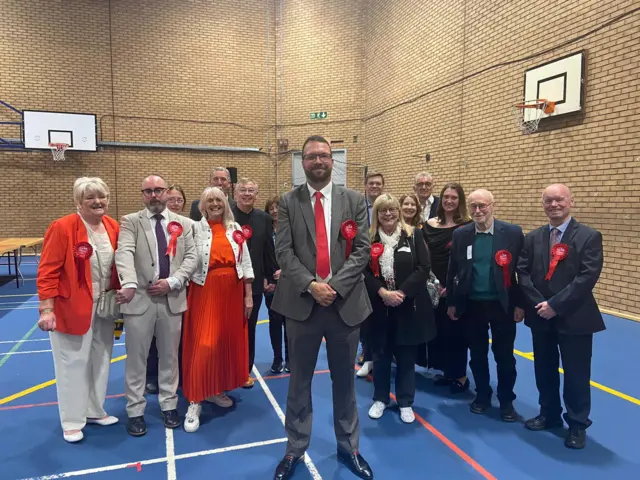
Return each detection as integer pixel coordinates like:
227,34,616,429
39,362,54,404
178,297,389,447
495,249,512,288
341,220,357,259
166,221,183,257
233,230,246,263
545,243,569,280
73,241,93,286
370,243,384,277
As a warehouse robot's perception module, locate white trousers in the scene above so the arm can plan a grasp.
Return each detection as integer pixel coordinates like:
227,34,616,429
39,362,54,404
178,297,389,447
124,296,182,417
50,302,115,431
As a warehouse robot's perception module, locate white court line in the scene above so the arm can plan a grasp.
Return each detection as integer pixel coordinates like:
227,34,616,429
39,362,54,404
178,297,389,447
252,366,323,480
0,338,50,344
19,437,288,479
165,427,176,480
0,306,38,310
0,343,125,355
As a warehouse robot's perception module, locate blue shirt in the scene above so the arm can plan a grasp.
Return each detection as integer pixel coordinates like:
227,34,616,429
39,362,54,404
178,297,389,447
550,216,572,242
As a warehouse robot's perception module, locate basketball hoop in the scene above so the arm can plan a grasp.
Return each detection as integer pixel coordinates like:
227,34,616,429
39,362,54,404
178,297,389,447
513,99,556,134
49,143,68,161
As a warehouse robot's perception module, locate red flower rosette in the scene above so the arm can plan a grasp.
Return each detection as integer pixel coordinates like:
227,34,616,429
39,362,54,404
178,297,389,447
73,241,93,286
241,224,253,240
495,249,512,288
233,230,245,262
341,220,357,259
545,243,569,280
166,221,183,257
370,242,384,277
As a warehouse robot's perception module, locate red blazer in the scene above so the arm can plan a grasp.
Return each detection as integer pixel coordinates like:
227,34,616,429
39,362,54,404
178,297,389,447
37,213,121,335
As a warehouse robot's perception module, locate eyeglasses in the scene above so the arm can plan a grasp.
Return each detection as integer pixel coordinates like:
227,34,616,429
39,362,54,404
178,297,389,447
415,182,433,188
237,188,257,195
167,197,185,205
303,153,332,162
378,208,398,215
469,203,492,211
141,188,167,197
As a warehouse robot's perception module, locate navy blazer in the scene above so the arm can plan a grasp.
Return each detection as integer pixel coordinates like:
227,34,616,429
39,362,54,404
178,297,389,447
428,196,440,219
516,218,605,335
446,219,524,316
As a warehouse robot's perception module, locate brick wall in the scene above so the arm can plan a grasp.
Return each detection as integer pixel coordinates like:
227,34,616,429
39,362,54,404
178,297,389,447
362,0,640,314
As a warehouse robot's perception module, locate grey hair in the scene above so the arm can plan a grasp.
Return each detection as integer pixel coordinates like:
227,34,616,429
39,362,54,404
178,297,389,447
73,177,109,206
211,166,231,181
414,171,433,183
198,187,235,228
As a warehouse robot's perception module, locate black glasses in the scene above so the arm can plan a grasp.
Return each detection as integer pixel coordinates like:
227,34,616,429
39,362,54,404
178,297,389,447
141,188,167,197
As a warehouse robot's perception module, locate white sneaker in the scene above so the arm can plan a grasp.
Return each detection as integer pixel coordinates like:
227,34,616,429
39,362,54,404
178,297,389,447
400,407,415,424
357,361,373,377
368,401,386,419
86,415,118,426
63,430,84,443
184,402,202,433
205,393,233,408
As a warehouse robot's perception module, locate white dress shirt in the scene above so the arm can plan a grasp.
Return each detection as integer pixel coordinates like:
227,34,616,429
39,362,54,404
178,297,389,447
307,181,333,281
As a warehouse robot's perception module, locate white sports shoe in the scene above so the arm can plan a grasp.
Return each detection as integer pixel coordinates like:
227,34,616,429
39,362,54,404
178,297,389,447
357,361,373,377
368,401,387,419
400,407,415,424
205,393,234,408
184,402,202,433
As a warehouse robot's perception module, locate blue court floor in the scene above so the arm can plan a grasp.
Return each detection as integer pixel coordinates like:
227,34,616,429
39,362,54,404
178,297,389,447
0,260,639,479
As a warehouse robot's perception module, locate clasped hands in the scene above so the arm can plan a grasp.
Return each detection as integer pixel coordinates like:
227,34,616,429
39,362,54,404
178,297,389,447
309,281,337,307
378,287,405,307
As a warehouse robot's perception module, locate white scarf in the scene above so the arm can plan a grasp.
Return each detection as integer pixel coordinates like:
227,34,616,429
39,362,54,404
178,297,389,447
378,225,401,290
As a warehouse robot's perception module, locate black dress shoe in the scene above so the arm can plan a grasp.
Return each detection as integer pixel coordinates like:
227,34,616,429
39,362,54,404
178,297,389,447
565,428,586,449
161,409,181,429
274,455,301,480
524,414,563,431
145,382,159,394
284,362,290,373
337,449,373,479
500,403,518,422
450,378,470,394
271,359,284,374
470,398,490,414
127,416,147,436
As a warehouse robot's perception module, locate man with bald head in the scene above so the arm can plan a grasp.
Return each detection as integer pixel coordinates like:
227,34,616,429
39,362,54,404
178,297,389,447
116,174,197,436
447,189,524,421
517,184,604,449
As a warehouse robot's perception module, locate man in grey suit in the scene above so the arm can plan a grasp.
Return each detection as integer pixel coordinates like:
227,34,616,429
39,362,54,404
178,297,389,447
115,174,197,436
272,136,373,480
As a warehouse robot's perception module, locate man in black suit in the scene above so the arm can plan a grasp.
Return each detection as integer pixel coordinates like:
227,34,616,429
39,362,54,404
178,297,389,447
447,189,524,421
232,178,277,388
189,167,233,221
517,184,604,449
413,172,440,221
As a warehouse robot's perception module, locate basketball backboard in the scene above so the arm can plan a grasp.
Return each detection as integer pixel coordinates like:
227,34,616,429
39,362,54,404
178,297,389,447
522,51,585,122
22,110,97,151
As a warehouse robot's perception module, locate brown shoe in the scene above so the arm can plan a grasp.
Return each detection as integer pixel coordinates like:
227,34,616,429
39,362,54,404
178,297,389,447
242,376,255,389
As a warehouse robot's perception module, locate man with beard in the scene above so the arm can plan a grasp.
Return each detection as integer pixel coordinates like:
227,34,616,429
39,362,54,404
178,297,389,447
271,136,373,480
115,174,197,436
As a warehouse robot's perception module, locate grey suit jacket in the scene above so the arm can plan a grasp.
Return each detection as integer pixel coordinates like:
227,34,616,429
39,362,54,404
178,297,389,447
115,209,197,315
271,183,372,326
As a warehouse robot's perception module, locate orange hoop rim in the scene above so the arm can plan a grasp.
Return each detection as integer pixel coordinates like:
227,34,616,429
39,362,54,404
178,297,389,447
48,142,69,149
514,99,556,115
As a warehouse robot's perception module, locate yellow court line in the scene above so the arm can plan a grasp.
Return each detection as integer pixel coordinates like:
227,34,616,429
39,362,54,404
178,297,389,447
0,355,126,406
490,339,640,406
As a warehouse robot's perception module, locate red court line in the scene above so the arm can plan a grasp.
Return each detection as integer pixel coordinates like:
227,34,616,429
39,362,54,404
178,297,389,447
0,393,126,411
357,366,496,480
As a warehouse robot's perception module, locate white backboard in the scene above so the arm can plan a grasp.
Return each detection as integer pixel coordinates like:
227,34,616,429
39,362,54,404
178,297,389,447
292,149,347,186
23,110,97,151
522,51,585,121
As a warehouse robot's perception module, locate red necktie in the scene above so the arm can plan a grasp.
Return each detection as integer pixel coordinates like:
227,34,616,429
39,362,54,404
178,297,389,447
314,191,330,279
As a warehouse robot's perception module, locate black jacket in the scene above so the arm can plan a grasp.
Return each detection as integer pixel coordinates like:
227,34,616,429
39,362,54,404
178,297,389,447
516,218,605,335
364,228,436,348
446,219,524,316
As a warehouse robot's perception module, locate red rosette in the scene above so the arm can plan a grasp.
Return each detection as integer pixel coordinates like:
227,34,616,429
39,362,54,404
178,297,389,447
545,243,569,280
341,220,357,259
370,242,384,277
73,242,93,286
446,240,452,250
166,221,183,257
233,230,245,262
495,249,512,288
241,224,253,239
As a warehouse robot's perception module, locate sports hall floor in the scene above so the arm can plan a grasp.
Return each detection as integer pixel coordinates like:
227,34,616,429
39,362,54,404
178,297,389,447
0,260,638,479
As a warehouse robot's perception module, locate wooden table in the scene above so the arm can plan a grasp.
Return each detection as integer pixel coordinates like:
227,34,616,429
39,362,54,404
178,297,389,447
0,238,44,288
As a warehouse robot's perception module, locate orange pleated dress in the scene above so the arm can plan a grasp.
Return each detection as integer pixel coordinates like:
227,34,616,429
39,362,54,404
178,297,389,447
182,219,249,403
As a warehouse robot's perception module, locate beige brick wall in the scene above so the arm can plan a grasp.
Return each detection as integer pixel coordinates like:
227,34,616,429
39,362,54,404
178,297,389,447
1,0,638,315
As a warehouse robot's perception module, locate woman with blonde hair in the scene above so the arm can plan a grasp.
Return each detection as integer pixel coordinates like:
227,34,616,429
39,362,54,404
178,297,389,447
37,177,120,442
181,187,254,433
363,194,435,423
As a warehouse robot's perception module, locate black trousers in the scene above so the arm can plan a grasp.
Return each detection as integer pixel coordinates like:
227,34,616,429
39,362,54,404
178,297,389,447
531,327,593,429
359,317,373,362
373,344,418,408
265,293,288,362
430,299,468,378
248,293,263,374
463,299,517,405
426,301,447,371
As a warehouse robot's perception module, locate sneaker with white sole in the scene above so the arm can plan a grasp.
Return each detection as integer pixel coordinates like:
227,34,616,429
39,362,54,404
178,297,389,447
357,361,373,377
86,415,118,426
184,402,202,433
63,430,84,443
205,393,233,408
400,407,415,423
368,401,387,419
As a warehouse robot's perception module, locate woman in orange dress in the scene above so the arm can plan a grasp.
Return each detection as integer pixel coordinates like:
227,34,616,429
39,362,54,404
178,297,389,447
182,186,254,433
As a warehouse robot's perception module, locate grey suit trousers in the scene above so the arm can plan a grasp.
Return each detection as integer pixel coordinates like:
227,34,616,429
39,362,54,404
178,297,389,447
124,295,182,417
285,304,360,456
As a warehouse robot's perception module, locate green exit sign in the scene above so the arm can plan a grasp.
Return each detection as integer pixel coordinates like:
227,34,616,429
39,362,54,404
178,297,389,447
310,111,328,120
